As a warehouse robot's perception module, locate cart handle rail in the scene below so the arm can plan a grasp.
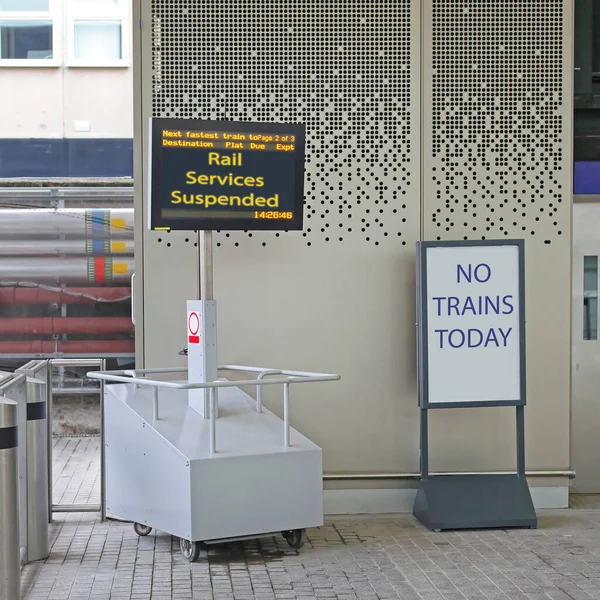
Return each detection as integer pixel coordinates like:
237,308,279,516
87,365,340,453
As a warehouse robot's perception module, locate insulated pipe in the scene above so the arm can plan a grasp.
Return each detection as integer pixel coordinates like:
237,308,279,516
0,287,131,305
0,397,19,600
0,209,133,239
0,239,134,256
0,341,135,354
25,377,49,562
0,257,134,284
0,317,134,335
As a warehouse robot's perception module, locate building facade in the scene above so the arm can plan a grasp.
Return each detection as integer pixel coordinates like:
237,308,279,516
0,0,133,178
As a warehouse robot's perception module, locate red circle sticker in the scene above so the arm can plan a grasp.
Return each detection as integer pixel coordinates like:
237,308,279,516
188,312,200,335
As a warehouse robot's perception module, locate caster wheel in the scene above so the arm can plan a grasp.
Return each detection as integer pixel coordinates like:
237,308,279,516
433,529,442,533
134,523,152,536
283,529,306,550
180,538,201,562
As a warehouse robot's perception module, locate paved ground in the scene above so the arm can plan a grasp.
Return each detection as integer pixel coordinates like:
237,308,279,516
19,436,600,600
52,437,100,508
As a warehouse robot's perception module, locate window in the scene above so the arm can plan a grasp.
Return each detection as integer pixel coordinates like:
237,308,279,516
584,256,598,341
0,0,58,66
67,0,128,66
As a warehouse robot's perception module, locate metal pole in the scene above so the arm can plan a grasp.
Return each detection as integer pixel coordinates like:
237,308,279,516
198,230,213,417
46,361,53,523
516,405,526,477
420,408,429,479
25,377,49,562
153,387,159,421
283,383,290,447
209,387,216,454
198,230,213,301
100,358,106,522
0,397,20,600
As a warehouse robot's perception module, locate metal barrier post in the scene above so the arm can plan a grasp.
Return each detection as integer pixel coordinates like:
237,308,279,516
100,358,106,522
25,377,49,562
0,397,20,600
46,363,53,523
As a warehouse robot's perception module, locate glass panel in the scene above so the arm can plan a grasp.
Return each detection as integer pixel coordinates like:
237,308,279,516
584,255,598,340
0,0,48,10
0,21,52,59
74,0,119,11
73,20,122,60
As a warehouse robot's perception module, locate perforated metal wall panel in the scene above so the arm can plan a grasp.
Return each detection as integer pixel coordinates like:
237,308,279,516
422,1,572,473
150,0,416,249
422,0,569,244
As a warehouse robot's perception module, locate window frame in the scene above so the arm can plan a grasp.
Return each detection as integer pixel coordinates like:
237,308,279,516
0,1,60,67
66,0,129,68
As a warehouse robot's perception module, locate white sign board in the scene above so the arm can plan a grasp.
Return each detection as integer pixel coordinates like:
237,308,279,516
417,240,525,408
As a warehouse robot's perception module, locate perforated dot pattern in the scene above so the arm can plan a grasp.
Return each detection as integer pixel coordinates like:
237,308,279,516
150,1,416,248
424,1,568,245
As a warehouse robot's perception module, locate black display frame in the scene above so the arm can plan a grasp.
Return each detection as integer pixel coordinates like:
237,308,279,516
149,117,306,231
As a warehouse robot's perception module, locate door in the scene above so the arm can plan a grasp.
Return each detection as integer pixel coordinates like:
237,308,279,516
572,198,600,492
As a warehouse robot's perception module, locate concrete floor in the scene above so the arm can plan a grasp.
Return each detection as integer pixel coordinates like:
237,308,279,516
20,436,600,600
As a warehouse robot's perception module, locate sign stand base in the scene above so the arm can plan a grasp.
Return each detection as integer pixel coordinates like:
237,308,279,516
413,405,537,531
413,474,537,531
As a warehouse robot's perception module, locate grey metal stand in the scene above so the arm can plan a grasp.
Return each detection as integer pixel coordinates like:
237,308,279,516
413,405,537,531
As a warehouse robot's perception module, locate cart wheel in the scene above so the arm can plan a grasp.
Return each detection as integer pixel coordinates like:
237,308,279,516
134,523,152,536
180,538,201,562
283,529,306,550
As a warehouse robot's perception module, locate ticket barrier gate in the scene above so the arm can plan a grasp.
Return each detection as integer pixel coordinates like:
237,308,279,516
0,366,50,600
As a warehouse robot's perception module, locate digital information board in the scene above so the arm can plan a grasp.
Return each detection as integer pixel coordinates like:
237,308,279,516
148,118,305,231
416,239,525,409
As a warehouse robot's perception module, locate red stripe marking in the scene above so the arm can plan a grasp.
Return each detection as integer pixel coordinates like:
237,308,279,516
95,257,105,284
188,335,200,344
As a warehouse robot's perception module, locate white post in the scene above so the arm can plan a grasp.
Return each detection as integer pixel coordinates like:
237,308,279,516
153,387,159,421
283,383,290,447
187,231,218,419
209,388,216,454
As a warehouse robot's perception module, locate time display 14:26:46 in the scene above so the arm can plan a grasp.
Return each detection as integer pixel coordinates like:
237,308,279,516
253,211,293,219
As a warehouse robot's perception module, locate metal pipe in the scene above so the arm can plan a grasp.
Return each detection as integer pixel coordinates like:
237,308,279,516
0,186,132,204
0,257,134,284
0,317,134,335
283,383,290,447
322,470,577,480
0,397,20,600
0,239,134,256
219,364,340,379
52,504,100,513
88,370,340,390
0,208,133,238
199,230,213,301
0,286,131,305
46,366,53,523
153,387,159,421
256,370,282,413
0,341,135,354
25,377,49,562
124,367,187,376
209,387,216,454
51,359,105,368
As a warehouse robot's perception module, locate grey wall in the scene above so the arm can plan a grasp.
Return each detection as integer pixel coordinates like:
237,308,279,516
134,1,572,493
